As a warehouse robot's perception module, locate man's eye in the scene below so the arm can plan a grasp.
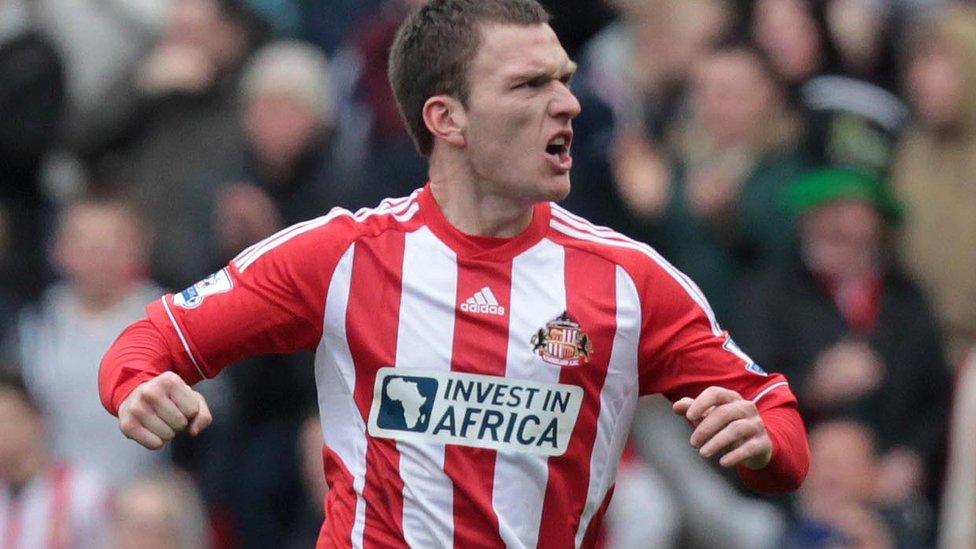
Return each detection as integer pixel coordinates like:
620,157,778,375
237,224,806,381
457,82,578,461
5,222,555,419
517,78,546,89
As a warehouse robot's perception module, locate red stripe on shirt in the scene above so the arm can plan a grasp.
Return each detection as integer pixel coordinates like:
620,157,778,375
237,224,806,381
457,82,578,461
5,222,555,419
319,445,357,549
445,258,513,548
346,232,409,548
47,465,70,549
580,486,614,549
538,247,617,548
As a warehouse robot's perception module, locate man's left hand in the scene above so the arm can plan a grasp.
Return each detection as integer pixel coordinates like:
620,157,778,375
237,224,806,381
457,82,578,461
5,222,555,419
672,386,773,470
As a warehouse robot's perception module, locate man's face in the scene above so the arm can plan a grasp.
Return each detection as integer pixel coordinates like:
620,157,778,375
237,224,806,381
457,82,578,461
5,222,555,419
908,48,962,130
0,390,43,483
691,50,777,147
754,0,822,82
112,483,182,549
457,23,581,203
801,199,882,279
54,204,146,299
245,94,323,168
802,421,878,508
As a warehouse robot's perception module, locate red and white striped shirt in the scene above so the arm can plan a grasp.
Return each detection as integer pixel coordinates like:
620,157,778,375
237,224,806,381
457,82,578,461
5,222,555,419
0,464,110,549
100,185,807,548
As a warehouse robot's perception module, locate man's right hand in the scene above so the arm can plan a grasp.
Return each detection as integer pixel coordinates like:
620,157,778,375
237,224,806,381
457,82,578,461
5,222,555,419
118,371,213,450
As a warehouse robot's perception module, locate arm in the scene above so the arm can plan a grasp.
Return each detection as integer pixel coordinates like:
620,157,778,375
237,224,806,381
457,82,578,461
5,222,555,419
635,259,810,493
99,213,357,448
98,319,212,449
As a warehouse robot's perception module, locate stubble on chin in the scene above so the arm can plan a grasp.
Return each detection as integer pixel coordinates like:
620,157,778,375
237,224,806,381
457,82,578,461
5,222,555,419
543,175,572,203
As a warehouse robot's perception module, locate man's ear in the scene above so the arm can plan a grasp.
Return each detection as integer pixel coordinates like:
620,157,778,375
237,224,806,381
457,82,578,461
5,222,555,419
422,95,467,149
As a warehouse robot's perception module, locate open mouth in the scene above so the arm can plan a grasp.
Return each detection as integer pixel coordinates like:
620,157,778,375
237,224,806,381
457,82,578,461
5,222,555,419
545,135,570,157
544,133,573,173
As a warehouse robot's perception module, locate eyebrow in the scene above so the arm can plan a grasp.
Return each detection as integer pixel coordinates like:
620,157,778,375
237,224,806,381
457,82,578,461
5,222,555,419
511,60,578,84
561,61,579,80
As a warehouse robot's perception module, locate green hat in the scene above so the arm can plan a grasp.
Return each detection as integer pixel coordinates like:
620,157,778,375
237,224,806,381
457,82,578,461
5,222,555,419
785,167,903,222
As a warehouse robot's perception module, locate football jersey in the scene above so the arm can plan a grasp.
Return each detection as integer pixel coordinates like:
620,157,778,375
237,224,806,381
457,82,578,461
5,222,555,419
117,185,800,548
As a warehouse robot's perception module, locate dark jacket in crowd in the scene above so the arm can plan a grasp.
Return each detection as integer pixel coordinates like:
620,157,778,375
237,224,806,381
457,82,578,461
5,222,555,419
75,73,242,290
239,131,358,223
0,31,65,300
734,257,951,467
652,149,807,323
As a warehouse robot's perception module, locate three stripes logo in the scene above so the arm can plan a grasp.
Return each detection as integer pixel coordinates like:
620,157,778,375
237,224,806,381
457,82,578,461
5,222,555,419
460,286,506,316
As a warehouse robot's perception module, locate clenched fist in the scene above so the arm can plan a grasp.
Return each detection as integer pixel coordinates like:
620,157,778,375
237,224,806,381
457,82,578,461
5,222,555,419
118,371,213,450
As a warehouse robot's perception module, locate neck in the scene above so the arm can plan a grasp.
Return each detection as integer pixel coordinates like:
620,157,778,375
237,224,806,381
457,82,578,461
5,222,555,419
428,155,535,238
74,284,132,314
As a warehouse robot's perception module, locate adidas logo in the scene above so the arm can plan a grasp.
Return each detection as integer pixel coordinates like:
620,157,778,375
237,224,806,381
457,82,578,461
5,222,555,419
460,286,506,316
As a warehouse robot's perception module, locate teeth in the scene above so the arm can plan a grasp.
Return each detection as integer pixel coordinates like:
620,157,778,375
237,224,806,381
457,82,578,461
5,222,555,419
549,136,567,147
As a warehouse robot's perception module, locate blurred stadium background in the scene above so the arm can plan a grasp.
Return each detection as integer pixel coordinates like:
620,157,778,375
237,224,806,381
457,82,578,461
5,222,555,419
1,0,975,547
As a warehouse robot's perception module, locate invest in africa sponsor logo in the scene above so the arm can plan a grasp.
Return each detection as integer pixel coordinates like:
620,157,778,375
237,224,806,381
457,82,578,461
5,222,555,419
368,368,584,456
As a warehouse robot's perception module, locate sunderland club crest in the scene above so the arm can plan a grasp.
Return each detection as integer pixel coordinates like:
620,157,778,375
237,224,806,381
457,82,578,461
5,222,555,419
531,311,593,367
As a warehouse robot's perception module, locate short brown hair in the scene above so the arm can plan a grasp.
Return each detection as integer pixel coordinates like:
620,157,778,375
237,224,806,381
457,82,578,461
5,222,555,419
389,0,550,156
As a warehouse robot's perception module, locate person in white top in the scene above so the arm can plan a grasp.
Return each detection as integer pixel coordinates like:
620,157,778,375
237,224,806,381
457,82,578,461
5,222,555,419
0,371,110,549
12,197,166,485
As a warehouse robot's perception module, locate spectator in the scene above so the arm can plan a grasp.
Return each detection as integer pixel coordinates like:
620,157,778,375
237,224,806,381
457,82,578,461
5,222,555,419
0,0,66,300
583,0,734,139
750,0,839,93
189,43,341,549
618,44,807,320
215,39,353,258
736,167,951,519
9,197,166,484
940,348,976,549
627,397,786,549
603,442,680,549
31,0,168,126
823,0,902,93
751,0,910,176
785,419,905,547
799,73,909,177
751,0,901,93
110,469,208,549
893,2,976,365
0,371,111,548
568,0,735,230
335,0,428,205
73,0,265,290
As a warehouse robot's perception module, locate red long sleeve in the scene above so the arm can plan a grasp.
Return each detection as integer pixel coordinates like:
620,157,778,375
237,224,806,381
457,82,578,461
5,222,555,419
98,318,196,416
100,217,345,418
737,404,810,493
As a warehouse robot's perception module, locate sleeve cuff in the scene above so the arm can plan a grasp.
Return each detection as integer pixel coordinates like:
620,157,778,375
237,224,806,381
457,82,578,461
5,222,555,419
737,405,810,493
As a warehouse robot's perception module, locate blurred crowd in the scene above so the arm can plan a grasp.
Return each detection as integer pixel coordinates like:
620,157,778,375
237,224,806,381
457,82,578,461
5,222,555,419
0,0,974,547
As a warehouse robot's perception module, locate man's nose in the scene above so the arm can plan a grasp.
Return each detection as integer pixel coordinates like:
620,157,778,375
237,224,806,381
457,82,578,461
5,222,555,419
549,82,582,120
